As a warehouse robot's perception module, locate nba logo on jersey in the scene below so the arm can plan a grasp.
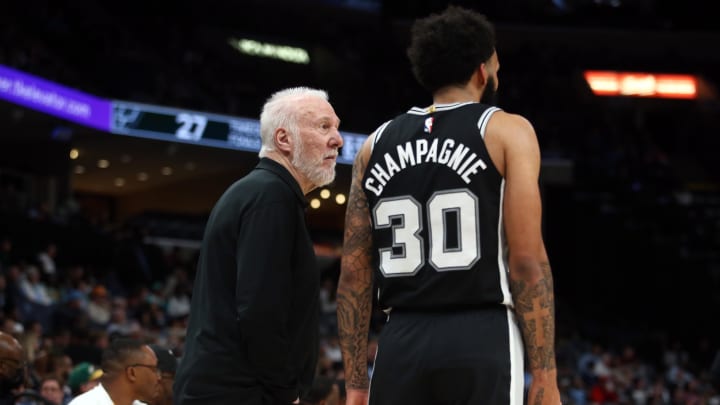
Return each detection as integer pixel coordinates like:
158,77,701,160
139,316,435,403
424,117,434,133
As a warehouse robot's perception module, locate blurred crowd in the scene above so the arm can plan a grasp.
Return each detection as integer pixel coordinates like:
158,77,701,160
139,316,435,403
0,219,717,404
1,1,719,404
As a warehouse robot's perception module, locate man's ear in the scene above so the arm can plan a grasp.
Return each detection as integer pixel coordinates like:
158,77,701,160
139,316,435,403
467,64,487,92
476,63,488,86
275,128,293,153
126,366,137,382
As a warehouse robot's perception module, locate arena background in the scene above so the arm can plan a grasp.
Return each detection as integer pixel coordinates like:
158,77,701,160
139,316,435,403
1,0,719,377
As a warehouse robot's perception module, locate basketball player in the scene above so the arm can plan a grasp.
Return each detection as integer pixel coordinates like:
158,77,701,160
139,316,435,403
337,6,561,405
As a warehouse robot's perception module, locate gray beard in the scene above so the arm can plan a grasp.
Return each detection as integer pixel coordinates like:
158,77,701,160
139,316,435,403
292,141,336,187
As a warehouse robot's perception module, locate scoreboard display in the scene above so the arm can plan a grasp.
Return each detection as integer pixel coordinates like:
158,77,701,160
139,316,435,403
0,63,365,165
111,100,365,165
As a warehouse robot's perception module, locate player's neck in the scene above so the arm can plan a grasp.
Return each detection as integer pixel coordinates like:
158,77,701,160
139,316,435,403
432,84,481,105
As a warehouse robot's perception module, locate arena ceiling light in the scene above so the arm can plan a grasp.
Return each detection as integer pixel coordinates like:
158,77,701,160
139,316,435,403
584,70,700,99
227,37,310,64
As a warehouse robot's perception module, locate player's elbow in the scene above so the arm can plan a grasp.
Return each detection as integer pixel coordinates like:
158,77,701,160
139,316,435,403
508,254,544,284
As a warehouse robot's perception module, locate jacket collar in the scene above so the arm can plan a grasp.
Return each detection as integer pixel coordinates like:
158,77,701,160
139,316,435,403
256,158,308,207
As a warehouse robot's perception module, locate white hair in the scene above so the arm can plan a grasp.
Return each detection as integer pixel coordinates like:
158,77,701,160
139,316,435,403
258,87,329,158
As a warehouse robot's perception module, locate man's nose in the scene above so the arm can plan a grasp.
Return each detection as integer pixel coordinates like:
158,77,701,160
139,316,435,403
331,129,344,148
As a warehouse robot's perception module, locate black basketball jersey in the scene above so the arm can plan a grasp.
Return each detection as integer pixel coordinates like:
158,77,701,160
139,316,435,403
362,102,513,312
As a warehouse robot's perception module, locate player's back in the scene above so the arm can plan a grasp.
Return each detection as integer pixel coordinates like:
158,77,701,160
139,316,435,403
362,102,512,312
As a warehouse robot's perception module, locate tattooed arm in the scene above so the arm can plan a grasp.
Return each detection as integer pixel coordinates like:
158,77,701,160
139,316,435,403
488,112,561,405
510,250,558,405
337,135,375,405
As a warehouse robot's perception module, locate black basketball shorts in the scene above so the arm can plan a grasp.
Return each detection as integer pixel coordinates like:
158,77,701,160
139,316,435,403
369,307,525,405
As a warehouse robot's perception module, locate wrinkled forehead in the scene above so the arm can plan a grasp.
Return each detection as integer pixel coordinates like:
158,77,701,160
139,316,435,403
297,97,338,123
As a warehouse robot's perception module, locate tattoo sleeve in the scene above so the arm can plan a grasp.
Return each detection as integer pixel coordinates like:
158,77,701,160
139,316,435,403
337,148,374,390
509,261,557,373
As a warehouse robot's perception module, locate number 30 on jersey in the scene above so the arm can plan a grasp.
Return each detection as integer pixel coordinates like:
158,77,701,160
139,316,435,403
373,189,481,277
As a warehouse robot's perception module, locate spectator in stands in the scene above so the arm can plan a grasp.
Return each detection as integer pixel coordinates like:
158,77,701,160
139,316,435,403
86,285,111,328
567,375,587,405
647,378,671,404
36,242,58,281
320,336,342,372
0,319,22,338
16,266,55,334
164,284,190,320
0,330,26,404
45,353,73,403
588,375,619,404
58,267,89,309
135,295,166,343
106,305,141,339
145,344,177,405
0,331,53,404
18,266,53,307
68,338,160,405
174,87,343,405
67,362,102,398
51,299,87,352
18,321,42,363
39,377,64,405
160,267,189,301
18,320,44,390
163,318,186,355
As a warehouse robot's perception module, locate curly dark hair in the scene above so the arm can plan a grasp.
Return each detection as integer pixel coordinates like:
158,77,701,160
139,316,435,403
407,5,496,94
